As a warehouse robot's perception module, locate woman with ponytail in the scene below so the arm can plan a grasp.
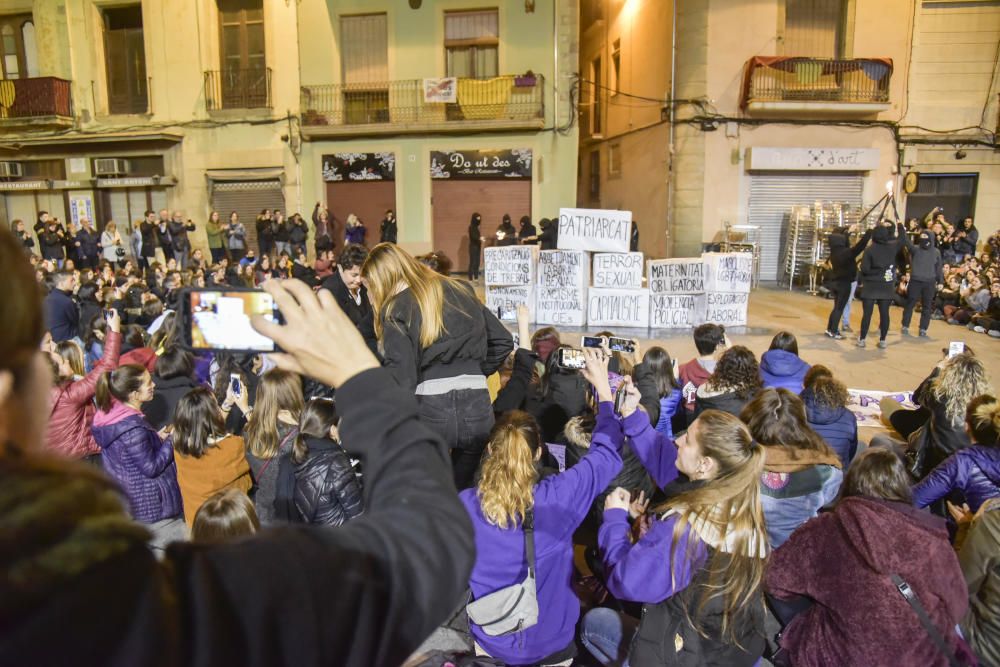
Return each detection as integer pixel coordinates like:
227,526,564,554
92,364,183,546
581,384,769,666
461,348,624,666
913,395,1000,512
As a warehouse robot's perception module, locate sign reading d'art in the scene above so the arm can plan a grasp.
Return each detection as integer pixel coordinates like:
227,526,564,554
322,153,396,182
430,149,532,180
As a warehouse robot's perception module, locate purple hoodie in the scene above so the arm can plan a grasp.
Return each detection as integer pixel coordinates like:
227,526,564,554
459,402,624,665
913,445,1000,512
760,349,811,395
92,401,182,523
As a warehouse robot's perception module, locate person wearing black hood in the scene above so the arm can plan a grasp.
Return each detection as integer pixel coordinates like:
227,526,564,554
857,222,907,349
824,224,873,339
901,229,943,338
537,217,558,250
517,215,537,244
496,213,517,246
467,212,484,281
379,209,398,245
952,217,979,262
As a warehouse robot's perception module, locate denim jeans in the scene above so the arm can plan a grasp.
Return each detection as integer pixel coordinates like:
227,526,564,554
842,281,857,327
581,607,639,666
417,388,494,490
275,241,291,257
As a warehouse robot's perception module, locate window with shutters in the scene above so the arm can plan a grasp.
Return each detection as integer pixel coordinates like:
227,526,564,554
340,13,389,124
782,0,850,58
103,6,148,114
444,9,499,79
589,150,601,200
591,55,602,135
611,39,621,96
0,14,34,79
214,0,269,109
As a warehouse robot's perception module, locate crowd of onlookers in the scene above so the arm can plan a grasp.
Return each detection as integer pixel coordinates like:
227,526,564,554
4,202,1000,666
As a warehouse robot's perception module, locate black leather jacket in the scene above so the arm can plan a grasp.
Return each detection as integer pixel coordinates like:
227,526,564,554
293,437,363,527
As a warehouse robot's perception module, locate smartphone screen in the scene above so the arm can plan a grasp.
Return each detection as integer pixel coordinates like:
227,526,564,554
581,335,605,349
948,341,965,358
184,289,279,352
608,337,636,353
230,373,242,395
558,348,586,370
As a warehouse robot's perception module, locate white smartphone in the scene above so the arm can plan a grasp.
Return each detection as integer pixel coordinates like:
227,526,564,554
948,341,965,358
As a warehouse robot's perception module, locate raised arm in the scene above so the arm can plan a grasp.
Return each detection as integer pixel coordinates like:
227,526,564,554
621,404,679,488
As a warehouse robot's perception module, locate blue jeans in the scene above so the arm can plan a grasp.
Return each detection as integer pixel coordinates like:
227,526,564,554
275,241,291,257
581,607,639,666
417,388,494,490
842,281,857,327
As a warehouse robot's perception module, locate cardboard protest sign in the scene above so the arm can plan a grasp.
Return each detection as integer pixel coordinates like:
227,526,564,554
484,246,538,286
557,208,632,253
537,249,589,288
703,252,753,294
587,287,650,328
593,252,644,290
647,258,706,294
536,286,588,326
704,291,749,326
485,285,535,322
847,389,917,428
650,294,705,329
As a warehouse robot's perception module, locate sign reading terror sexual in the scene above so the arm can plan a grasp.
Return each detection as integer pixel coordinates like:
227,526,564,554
648,258,706,294
704,253,753,294
557,208,632,253
593,252,644,289
484,246,537,286
587,288,650,328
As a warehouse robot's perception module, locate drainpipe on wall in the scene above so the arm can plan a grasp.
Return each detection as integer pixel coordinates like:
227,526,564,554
665,0,678,257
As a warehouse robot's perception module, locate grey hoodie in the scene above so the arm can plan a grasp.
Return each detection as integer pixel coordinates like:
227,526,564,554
909,233,943,283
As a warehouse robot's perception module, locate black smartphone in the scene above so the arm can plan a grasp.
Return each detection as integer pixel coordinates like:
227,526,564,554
581,335,605,349
230,373,242,396
608,337,636,354
614,387,626,415
557,348,586,370
180,287,282,353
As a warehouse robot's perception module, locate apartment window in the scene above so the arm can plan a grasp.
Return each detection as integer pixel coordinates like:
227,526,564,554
611,39,621,95
783,0,849,58
445,9,499,79
589,150,600,200
608,143,620,177
341,13,389,124
591,56,602,135
216,0,268,108
0,14,36,79
103,6,147,114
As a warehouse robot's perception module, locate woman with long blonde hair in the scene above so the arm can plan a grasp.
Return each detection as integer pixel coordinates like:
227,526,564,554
362,243,513,489
581,384,769,666
244,368,304,524
461,348,623,666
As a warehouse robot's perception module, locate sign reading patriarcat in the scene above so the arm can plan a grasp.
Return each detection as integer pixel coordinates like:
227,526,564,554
593,252,644,289
557,208,632,253
647,258,706,294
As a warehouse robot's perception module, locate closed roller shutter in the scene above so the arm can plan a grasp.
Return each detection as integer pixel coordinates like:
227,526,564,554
150,188,168,216
747,173,863,281
4,193,38,233
108,190,130,230
326,181,396,255
211,180,285,254
431,180,531,273
128,189,148,223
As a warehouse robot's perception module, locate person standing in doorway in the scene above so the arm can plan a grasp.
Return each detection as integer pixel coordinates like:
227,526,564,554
138,210,158,273
345,214,367,247
226,214,247,263
75,217,102,270
102,221,125,268
468,212,484,281
313,202,334,257
273,210,291,258
205,211,227,265
379,209,398,245
256,209,275,259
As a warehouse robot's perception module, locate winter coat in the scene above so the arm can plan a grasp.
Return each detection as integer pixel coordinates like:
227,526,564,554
693,384,750,419
101,231,124,262
468,220,482,250
142,374,203,431
345,224,366,246
92,402,182,523
44,288,79,343
139,221,158,258
289,221,308,246
205,220,225,249
319,271,378,355
859,225,906,301
913,445,1000,512
246,422,298,525
226,223,246,250
289,437,364,527
538,221,558,251
379,281,513,392
379,217,398,244
173,434,252,527
40,228,65,260
825,228,872,285
802,388,858,469
959,498,1000,666
760,445,843,548
909,241,944,284
766,497,969,667
167,220,195,252
678,358,714,413
759,349,811,394
654,389,683,440
518,222,537,242
121,346,158,372
910,383,973,480
459,402,623,665
46,331,122,458
256,218,274,245
75,228,101,260
952,226,979,257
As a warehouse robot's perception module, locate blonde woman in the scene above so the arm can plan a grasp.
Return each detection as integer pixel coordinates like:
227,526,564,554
461,348,623,666
581,385,769,665
362,243,513,489
244,368,304,524
101,220,124,266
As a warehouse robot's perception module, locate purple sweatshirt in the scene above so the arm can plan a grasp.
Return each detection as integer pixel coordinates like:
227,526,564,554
459,402,624,664
622,408,680,489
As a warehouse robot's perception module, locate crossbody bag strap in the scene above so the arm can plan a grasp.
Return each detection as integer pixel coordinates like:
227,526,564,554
891,573,962,667
257,427,299,479
524,508,536,579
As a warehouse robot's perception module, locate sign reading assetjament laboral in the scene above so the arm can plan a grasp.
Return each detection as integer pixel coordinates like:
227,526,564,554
484,246,537,286
704,292,749,326
536,250,589,326
322,153,396,182
557,208,632,253
648,258,706,294
650,294,706,329
593,252,644,289
429,149,532,180
588,288,650,328
486,285,536,322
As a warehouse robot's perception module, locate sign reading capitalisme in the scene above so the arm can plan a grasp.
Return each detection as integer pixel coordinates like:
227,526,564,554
429,149,532,180
322,153,396,182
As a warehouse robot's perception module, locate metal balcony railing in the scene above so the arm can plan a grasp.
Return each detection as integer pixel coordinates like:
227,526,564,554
742,57,892,108
0,77,73,119
204,68,272,111
300,74,544,127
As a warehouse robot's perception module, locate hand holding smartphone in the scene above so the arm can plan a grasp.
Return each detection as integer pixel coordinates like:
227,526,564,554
181,287,283,353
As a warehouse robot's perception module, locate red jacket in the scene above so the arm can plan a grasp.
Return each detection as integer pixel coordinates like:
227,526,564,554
46,331,122,458
121,346,157,372
677,358,713,412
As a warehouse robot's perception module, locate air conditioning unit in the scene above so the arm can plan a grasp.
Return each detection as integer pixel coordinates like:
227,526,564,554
0,161,24,179
94,158,131,176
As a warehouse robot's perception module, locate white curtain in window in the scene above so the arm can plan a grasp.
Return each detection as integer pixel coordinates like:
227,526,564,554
784,0,846,58
445,9,498,41
22,21,38,77
341,13,388,84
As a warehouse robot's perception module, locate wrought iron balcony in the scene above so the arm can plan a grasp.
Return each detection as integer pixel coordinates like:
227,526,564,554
300,74,545,136
0,77,74,127
204,68,272,111
742,57,892,115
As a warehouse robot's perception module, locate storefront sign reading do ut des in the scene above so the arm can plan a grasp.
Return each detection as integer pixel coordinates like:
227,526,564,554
322,153,396,182
747,147,880,171
430,149,532,180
